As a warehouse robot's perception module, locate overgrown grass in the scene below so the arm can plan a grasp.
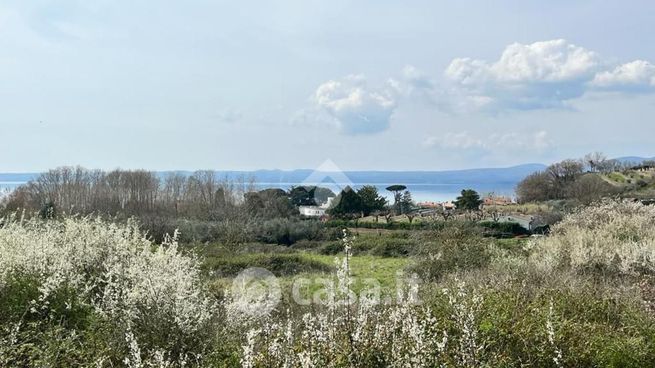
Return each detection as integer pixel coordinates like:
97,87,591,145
3,202,655,367
202,253,333,278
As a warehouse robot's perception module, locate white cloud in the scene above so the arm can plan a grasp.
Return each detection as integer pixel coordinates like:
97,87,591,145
300,40,655,131
423,130,552,153
400,65,434,92
591,60,655,90
444,39,601,111
312,75,397,134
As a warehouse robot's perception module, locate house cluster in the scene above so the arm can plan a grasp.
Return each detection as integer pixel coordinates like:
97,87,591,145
631,164,655,172
298,197,334,218
416,200,456,211
417,195,514,211
482,195,514,206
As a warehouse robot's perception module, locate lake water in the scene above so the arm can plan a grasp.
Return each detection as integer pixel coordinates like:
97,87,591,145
0,181,515,202
0,182,23,194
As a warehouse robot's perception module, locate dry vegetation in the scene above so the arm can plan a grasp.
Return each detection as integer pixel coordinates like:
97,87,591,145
1,200,655,366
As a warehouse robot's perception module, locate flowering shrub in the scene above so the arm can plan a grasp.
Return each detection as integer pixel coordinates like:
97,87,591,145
411,223,492,281
529,200,655,275
1,210,653,366
235,231,495,367
0,215,214,366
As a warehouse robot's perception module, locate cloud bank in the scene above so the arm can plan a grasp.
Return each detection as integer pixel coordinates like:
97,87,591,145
301,39,655,135
591,60,655,91
443,39,655,112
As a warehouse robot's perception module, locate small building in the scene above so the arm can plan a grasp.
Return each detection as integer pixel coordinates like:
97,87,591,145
482,196,514,206
298,196,335,217
417,201,441,208
442,201,456,210
497,214,535,230
299,206,326,217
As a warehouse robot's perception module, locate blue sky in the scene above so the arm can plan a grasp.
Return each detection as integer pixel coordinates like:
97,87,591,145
1,0,655,172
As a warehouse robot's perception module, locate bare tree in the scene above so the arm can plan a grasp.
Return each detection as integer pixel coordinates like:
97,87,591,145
584,152,607,173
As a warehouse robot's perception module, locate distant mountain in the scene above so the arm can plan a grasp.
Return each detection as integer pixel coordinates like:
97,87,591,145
0,173,38,182
215,163,549,186
1,164,548,188
613,156,655,165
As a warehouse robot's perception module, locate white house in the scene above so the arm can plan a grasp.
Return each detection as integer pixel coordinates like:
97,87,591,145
299,206,326,217
299,196,335,217
497,214,534,230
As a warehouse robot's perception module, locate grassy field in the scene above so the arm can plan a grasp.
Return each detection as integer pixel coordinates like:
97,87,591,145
199,237,414,301
3,203,655,367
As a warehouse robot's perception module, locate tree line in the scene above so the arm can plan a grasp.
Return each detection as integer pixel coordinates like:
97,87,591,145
1,167,255,220
516,152,652,203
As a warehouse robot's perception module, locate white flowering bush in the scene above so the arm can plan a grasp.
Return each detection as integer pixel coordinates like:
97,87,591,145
0,215,215,366
2,211,652,366
236,231,499,368
529,200,655,275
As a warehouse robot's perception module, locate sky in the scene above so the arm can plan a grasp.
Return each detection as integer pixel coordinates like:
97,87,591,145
1,0,655,172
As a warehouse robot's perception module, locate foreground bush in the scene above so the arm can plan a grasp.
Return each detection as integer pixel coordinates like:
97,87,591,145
252,218,330,245
479,220,531,237
0,216,215,366
3,205,655,367
203,253,332,277
530,200,655,276
410,223,492,281
234,233,469,367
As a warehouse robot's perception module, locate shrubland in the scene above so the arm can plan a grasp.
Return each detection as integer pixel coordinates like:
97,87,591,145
0,215,217,366
2,200,655,366
529,200,655,276
516,154,655,204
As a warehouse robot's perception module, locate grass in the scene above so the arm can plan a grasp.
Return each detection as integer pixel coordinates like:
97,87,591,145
5,208,655,366
201,252,333,277
198,236,413,303
202,247,411,299
606,172,627,183
303,253,411,290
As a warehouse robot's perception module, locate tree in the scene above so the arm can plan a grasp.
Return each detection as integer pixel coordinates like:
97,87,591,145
313,187,336,205
454,189,482,212
516,171,554,203
39,200,57,219
547,159,584,198
357,185,386,216
371,209,384,223
435,206,453,221
163,173,187,217
597,159,622,173
584,152,607,173
327,187,362,218
289,186,316,206
384,211,394,224
245,189,296,219
483,193,501,222
516,158,585,203
385,185,407,215
565,173,617,204
399,190,414,215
